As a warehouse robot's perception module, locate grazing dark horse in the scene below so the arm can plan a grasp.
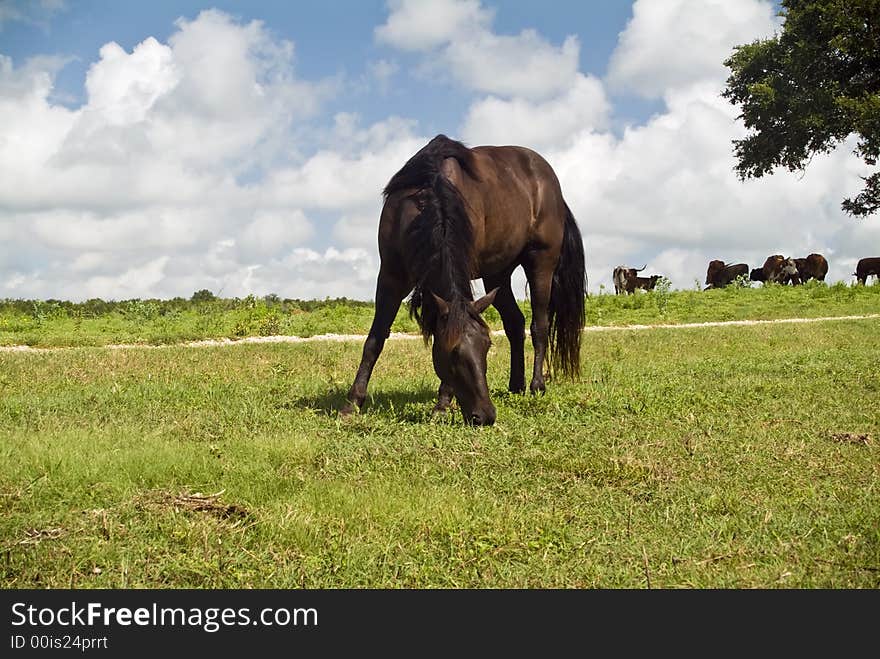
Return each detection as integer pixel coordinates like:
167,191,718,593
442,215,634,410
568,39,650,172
339,135,587,425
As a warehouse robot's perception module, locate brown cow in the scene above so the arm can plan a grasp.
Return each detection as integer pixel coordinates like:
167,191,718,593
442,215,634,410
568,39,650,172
612,264,645,295
794,253,828,283
705,260,749,289
855,257,880,285
624,274,662,294
761,254,800,285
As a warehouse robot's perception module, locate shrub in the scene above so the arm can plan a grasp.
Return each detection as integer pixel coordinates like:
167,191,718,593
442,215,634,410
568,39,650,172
732,274,752,289
120,299,160,321
191,289,216,303
652,276,672,315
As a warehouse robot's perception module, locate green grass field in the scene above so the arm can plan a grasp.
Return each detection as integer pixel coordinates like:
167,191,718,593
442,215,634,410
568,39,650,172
1,287,878,588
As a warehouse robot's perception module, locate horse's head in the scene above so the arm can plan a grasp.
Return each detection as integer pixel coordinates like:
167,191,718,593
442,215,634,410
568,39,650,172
430,289,497,426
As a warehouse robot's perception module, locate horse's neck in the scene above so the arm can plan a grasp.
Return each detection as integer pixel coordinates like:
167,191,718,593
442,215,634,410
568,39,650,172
424,267,471,303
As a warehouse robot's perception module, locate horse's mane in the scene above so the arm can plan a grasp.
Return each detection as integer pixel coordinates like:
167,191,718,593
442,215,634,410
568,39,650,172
383,134,478,199
385,135,482,346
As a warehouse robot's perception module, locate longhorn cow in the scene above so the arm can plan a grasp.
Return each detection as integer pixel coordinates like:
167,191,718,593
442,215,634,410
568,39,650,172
705,260,748,289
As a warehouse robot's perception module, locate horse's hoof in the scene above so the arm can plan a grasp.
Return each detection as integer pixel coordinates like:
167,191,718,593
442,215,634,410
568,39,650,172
338,403,358,418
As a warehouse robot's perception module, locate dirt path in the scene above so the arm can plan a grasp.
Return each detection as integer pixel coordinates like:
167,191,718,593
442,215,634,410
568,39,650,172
1,313,877,354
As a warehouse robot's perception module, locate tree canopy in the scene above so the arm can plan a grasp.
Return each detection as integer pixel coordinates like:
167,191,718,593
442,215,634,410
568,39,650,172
190,289,216,303
722,0,880,216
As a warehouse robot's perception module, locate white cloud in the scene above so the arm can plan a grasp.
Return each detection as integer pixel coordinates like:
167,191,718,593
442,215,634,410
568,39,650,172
444,30,580,100
0,10,360,301
84,38,179,125
375,0,492,51
166,9,292,120
607,0,781,98
332,213,381,249
265,121,425,210
461,74,610,150
28,209,211,252
0,10,334,210
79,256,170,300
238,247,378,300
377,0,579,100
0,55,77,177
237,210,314,262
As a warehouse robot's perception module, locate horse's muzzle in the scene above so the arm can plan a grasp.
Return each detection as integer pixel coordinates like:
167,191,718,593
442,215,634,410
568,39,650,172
467,406,496,426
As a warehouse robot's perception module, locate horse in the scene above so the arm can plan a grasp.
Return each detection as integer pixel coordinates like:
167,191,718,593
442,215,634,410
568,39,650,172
339,134,587,425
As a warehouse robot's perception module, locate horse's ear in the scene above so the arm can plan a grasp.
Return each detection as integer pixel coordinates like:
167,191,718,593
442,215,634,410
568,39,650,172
472,288,498,314
431,291,450,319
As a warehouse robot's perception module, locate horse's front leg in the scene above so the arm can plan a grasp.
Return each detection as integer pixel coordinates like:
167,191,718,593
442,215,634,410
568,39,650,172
484,274,525,394
432,381,455,415
340,271,407,416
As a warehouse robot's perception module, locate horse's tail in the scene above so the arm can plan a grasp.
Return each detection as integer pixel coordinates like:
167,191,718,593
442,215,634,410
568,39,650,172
548,202,586,379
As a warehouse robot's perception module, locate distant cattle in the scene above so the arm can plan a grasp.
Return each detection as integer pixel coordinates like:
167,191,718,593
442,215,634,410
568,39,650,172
793,253,828,283
749,267,767,282
705,260,749,289
630,274,662,293
761,254,800,285
612,265,645,295
855,257,880,285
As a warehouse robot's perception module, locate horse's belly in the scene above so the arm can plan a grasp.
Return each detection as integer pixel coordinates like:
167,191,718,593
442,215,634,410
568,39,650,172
475,223,529,277
476,256,512,278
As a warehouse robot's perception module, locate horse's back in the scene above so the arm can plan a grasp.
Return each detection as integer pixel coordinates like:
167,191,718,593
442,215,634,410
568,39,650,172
376,139,569,280
472,144,562,195
465,145,567,274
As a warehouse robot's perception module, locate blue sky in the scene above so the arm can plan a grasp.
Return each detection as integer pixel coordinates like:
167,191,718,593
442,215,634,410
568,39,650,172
4,2,659,131
0,0,876,301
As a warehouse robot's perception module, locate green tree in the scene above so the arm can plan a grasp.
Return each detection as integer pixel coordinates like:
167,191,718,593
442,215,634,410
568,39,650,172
191,289,216,303
722,0,880,216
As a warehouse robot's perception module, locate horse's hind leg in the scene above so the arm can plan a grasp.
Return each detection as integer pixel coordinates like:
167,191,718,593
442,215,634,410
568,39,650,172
484,273,525,394
340,270,407,416
522,254,555,395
